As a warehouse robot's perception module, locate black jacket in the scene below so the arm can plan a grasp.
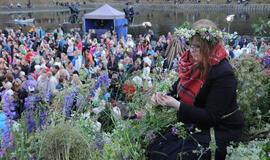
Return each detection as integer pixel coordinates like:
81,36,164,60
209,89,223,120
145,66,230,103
177,59,244,132
107,59,118,72
148,59,245,160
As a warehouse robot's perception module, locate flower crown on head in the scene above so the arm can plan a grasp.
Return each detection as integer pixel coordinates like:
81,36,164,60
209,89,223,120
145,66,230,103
174,21,237,45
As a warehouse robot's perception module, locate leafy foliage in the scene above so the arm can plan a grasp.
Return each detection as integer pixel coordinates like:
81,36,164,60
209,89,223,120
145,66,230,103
251,18,270,36
231,54,270,138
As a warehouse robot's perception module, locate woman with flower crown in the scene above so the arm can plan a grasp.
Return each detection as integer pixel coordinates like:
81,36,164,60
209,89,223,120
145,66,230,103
148,19,245,160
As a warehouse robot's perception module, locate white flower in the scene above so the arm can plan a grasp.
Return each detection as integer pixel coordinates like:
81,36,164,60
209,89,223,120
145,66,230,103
92,121,101,132
12,121,21,132
82,112,91,119
92,106,105,115
113,107,121,120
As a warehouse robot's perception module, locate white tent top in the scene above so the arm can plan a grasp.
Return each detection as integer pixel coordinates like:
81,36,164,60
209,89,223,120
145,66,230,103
83,4,125,20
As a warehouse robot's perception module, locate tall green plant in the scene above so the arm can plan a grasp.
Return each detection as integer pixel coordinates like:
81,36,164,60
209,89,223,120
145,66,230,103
251,17,270,36
231,55,270,138
37,122,90,160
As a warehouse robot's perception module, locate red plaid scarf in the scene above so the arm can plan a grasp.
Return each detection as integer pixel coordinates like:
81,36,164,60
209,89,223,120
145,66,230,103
177,43,228,106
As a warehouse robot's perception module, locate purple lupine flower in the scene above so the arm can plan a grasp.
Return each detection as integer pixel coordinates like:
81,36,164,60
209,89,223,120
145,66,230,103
43,92,53,102
27,119,36,133
62,87,81,117
1,92,15,153
24,74,38,92
172,127,178,135
63,94,73,117
95,133,104,151
39,112,45,131
90,73,111,97
222,28,226,32
25,96,37,133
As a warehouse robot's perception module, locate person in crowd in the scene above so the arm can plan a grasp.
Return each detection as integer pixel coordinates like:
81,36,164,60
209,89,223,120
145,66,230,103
234,35,244,49
1,81,14,104
233,45,242,58
72,50,82,72
67,42,74,61
71,74,82,86
257,37,264,50
37,70,49,94
148,19,244,160
228,46,235,59
46,71,58,93
258,41,268,57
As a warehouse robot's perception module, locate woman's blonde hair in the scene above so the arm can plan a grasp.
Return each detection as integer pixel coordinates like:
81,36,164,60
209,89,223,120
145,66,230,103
191,19,220,80
72,74,82,86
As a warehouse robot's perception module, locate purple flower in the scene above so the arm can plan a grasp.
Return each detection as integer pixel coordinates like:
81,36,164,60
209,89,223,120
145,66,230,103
39,111,47,131
25,96,37,133
222,28,226,32
263,58,270,67
43,92,53,102
90,73,111,97
209,33,212,40
188,124,195,132
95,133,104,151
0,92,15,152
172,127,178,135
63,87,81,117
24,74,38,92
201,32,206,36
200,148,205,154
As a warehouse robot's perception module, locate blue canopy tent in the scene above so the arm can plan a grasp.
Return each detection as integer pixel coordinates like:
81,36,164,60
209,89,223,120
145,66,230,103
83,4,128,40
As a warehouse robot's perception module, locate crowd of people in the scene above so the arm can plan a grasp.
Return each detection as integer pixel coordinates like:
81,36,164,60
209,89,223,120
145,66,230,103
0,26,170,120
227,35,270,75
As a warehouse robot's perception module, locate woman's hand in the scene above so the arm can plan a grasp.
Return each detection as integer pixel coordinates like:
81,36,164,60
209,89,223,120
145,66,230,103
151,94,158,105
152,94,181,111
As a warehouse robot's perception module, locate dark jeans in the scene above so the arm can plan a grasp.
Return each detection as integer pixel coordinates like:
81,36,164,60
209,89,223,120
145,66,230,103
147,128,242,160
